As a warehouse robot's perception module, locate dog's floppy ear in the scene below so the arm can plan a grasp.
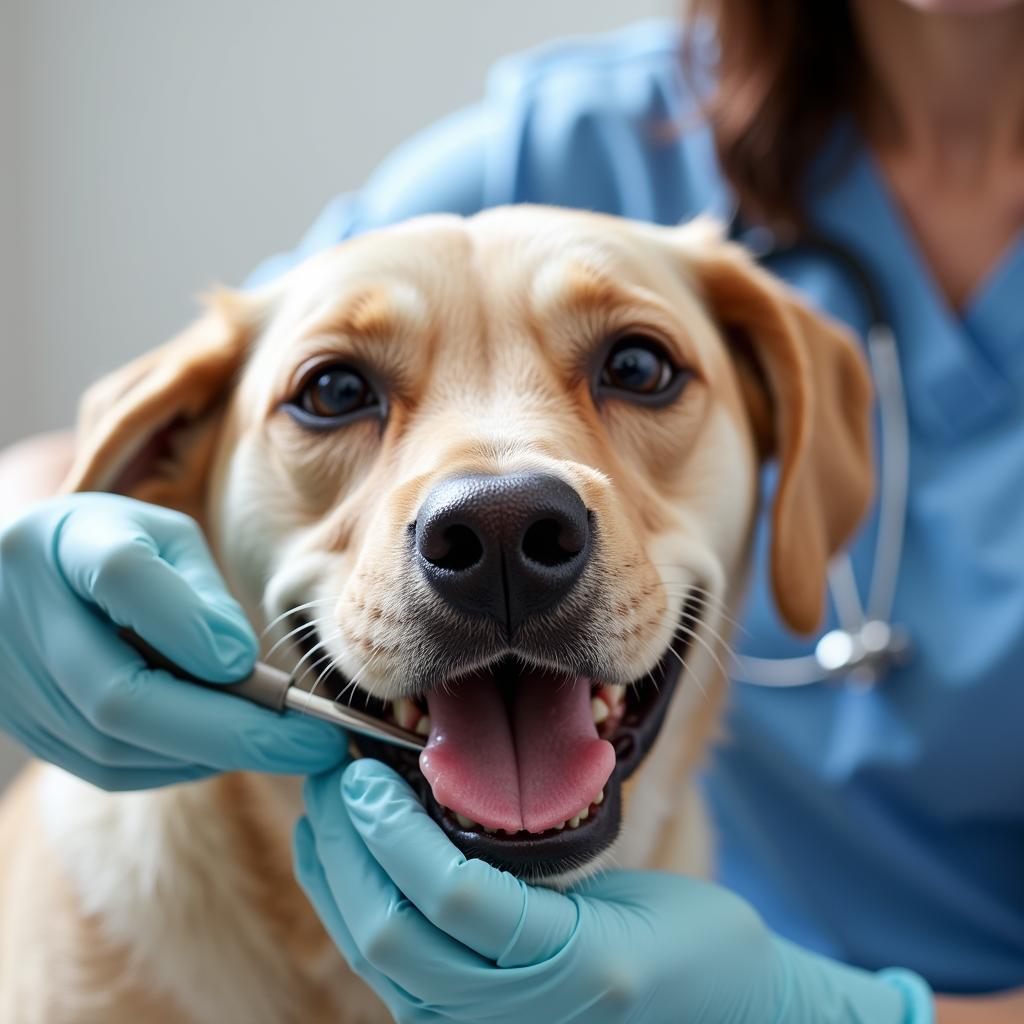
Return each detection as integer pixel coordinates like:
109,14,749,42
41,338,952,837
691,228,874,635
62,288,263,517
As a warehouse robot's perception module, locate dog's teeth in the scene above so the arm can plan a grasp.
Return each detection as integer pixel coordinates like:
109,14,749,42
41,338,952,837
454,813,476,830
590,697,609,724
483,825,497,834
395,697,419,730
577,807,589,821
593,789,605,805
414,715,431,736
554,821,566,830
568,815,581,829
604,684,626,705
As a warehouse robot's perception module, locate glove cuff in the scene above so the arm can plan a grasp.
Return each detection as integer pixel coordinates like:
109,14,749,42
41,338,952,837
876,968,935,1024
771,937,934,1024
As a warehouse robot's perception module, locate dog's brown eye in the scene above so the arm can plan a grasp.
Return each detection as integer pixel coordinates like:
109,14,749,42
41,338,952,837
286,364,380,428
599,336,685,403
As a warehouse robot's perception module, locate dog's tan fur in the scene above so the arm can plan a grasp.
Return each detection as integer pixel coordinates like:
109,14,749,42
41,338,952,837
0,208,872,1023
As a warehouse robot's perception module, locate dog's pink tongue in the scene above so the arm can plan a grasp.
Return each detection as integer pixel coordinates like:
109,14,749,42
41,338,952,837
419,670,614,833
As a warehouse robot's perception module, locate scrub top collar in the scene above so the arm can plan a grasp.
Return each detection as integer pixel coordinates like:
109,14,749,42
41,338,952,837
805,120,1022,440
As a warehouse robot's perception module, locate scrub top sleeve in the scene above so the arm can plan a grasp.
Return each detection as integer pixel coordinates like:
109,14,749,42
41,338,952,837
243,101,494,288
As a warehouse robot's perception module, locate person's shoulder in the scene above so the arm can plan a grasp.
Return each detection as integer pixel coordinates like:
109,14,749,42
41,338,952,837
486,18,703,119
490,19,686,89
481,19,723,220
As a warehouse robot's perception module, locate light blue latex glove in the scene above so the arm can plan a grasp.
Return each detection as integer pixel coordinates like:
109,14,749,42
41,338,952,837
0,493,348,789
295,759,934,1024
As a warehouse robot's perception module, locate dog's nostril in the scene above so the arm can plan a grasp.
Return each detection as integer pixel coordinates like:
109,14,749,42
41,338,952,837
426,524,484,572
416,472,591,633
522,517,583,568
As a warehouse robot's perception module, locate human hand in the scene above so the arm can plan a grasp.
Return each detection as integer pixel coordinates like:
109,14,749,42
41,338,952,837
295,758,934,1023
935,989,1024,1024
0,493,348,789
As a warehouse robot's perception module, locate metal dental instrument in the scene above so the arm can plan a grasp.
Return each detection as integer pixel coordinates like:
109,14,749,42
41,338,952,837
120,629,426,753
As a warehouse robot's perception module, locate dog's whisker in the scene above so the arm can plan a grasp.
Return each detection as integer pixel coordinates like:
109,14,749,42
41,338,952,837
260,598,335,634
658,583,728,614
597,847,624,875
648,562,703,584
289,632,331,674
260,597,341,639
660,595,736,653
295,645,343,692
301,650,355,714
647,570,722,602
640,660,663,696
684,587,749,637
684,614,736,662
672,646,710,701
302,661,339,710
675,613,735,664
332,651,384,708
309,652,346,701
672,621,731,685
331,656,369,704
289,628,344,683
288,643,327,692
263,618,319,663
654,583,740,627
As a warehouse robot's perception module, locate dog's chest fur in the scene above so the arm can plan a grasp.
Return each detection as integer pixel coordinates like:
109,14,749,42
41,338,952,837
22,768,388,1024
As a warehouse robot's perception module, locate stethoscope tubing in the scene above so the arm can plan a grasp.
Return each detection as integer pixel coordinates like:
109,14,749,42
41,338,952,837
725,215,912,687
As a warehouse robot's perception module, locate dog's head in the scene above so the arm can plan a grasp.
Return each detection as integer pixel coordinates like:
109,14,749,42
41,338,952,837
66,208,872,881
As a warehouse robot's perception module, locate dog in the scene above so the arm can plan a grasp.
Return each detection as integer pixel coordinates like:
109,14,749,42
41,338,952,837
0,206,872,1023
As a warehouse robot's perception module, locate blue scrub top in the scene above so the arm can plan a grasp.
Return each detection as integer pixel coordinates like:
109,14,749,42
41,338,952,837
249,20,1024,994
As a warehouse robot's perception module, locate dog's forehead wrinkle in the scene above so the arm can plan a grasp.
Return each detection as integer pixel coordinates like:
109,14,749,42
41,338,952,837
262,227,481,363
528,251,630,316
469,213,681,310
307,280,426,340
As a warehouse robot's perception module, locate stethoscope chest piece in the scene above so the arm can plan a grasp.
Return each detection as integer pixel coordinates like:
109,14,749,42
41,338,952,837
814,620,913,689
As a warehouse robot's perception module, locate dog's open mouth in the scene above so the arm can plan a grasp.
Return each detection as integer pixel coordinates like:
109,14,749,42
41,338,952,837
298,597,699,880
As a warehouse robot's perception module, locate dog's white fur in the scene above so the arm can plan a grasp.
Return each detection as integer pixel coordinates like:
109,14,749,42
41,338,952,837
38,771,304,1024
0,207,872,1022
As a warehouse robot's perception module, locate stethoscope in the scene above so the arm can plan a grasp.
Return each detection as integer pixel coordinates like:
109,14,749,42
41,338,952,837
726,213,914,688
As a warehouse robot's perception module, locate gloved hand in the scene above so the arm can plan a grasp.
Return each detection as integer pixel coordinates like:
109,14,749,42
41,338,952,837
295,758,934,1024
0,493,348,789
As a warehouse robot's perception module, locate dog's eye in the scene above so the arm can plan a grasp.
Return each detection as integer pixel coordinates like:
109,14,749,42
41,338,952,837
598,336,685,402
286,364,380,427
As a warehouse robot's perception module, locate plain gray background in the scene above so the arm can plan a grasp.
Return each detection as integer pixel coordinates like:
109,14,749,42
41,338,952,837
0,1,671,788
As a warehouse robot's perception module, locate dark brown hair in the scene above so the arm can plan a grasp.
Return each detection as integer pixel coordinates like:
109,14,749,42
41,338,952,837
682,1,864,227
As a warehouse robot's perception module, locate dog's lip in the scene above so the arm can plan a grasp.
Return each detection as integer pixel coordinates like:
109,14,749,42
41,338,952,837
299,595,700,880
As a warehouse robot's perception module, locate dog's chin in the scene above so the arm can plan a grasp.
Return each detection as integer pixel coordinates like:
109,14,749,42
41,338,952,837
296,598,699,884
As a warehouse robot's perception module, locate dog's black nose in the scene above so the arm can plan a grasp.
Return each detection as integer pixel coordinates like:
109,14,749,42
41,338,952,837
415,472,591,635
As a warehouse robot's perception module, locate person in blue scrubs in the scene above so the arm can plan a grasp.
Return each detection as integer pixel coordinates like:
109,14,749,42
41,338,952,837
1,1,1023,1021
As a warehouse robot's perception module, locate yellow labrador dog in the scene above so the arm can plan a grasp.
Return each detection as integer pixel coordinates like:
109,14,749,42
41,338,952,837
0,207,872,1023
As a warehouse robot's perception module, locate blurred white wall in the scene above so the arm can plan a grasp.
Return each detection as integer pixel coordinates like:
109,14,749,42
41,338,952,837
0,0,672,787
